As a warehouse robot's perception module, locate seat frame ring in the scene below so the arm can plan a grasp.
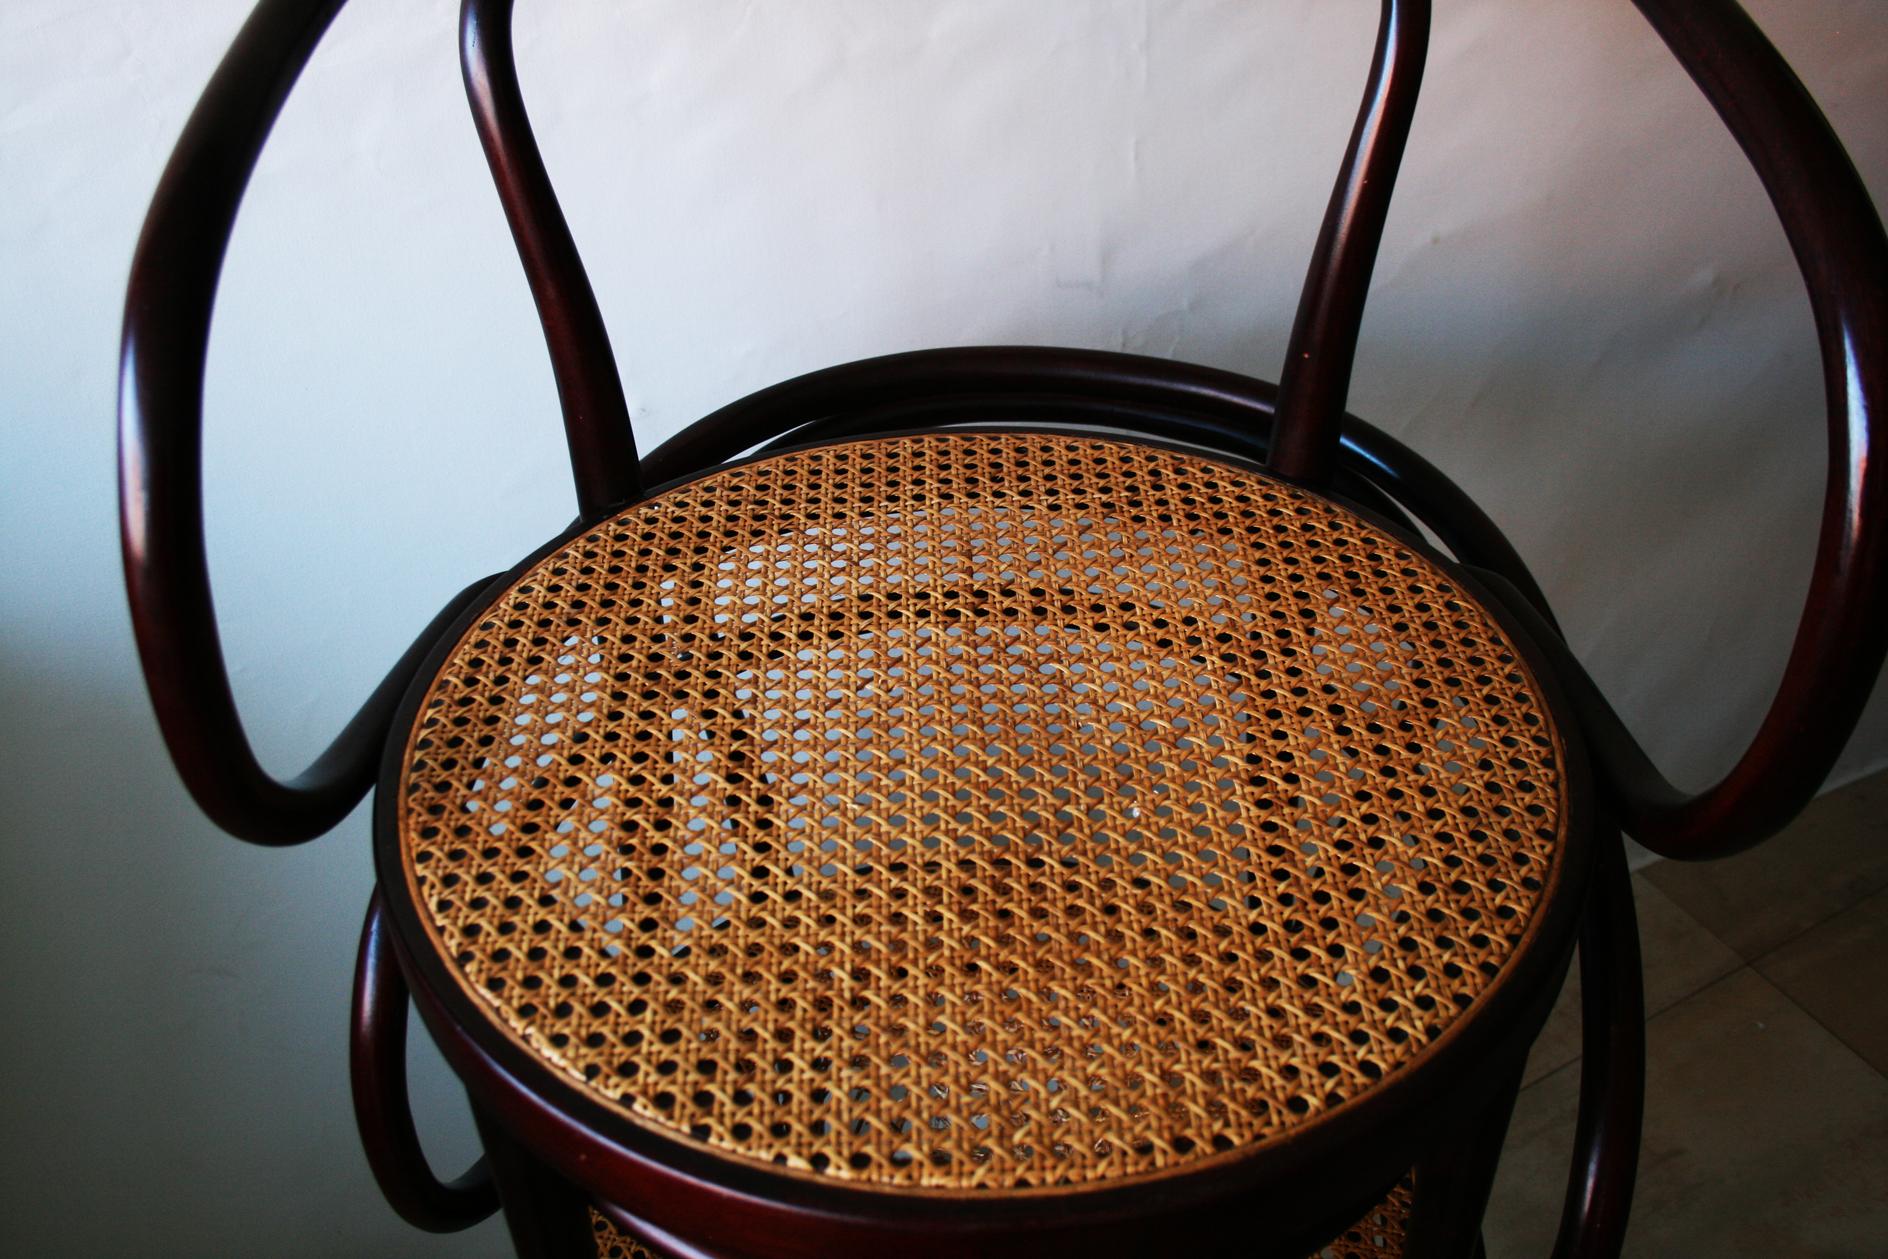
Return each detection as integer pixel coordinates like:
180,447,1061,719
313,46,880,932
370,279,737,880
372,408,1596,1258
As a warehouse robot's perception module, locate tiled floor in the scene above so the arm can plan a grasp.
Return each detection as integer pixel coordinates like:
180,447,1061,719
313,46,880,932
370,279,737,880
1481,771,1888,1256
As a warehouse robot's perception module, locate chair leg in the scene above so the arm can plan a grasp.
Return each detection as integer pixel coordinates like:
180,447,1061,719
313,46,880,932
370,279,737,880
1551,832,1644,1258
472,1105,596,1259
1405,1065,1524,1258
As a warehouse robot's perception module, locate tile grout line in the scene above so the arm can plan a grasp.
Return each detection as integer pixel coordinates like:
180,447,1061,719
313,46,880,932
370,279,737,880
1748,994,1888,1085
1744,892,1888,1083
1525,886,1888,1098
1717,963,1888,1085
1626,873,1811,1021
1516,876,1742,1092
1643,869,1888,1078
1741,884,1887,971
1518,816,1887,1094
1516,962,1757,1100
1742,906,1859,971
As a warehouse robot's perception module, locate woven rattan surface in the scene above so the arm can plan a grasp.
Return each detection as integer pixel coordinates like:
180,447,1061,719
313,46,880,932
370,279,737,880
395,431,1565,1191
587,1177,1413,1258
590,1209,664,1259
1319,1178,1414,1259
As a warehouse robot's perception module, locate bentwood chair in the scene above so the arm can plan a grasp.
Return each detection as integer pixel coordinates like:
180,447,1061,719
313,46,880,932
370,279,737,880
119,1,1887,1256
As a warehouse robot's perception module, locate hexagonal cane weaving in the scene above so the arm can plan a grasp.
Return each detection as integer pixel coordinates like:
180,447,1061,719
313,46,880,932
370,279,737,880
394,431,1565,1205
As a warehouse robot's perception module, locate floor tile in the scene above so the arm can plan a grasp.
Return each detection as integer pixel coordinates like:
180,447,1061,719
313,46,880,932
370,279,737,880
1520,874,1741,1087
1756,888,1888,1076
1640,771,1888,961
1520,967,1583,1089
1484,968,1888,1257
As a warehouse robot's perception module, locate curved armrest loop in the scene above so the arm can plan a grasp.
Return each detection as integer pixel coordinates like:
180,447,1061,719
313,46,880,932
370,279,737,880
1615,0,1888,856
118,0,500,845
351,891,499,1233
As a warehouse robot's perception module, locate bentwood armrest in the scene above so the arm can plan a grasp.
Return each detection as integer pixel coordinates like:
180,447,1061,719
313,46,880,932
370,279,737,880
1595,0,1888,858
118,0,496,845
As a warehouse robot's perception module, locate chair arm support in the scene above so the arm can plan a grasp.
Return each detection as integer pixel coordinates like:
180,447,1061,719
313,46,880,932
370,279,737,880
1376,0,1888,860
121,539,497,847
1336,424,1561,634
1465,563,1650,1251
116,0,506,845
351,890,499,1233
1464,566,1722,860
1615,0,1888,856
1551,833,1645,1259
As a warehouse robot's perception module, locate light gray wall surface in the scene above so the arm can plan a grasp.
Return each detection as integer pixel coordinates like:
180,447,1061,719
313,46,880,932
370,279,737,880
2,2,1884,1255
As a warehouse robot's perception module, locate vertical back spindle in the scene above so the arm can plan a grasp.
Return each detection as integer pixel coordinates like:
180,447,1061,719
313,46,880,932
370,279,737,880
462,0,641,518
1269,0,1431,485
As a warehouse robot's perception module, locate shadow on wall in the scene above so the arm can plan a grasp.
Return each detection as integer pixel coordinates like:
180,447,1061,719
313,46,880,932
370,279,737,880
0,638,491,1256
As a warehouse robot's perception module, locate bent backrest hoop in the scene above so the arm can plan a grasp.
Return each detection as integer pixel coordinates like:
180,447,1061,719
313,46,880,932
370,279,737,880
120,0,1886,857
456,0,1435,508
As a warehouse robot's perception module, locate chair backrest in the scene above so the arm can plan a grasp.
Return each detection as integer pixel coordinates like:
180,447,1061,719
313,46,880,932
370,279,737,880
119,0,1886,860
455,0,1436,511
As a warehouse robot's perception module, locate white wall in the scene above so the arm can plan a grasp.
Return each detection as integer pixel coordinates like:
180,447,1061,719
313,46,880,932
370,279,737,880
2,2,1883,1254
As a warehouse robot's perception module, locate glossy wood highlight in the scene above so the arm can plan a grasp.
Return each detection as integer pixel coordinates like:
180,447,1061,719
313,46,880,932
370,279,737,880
462,0,641,520
1610,0,1888,857
351,892,499,1233
1553,833,1645,1259
1269,0,1431,485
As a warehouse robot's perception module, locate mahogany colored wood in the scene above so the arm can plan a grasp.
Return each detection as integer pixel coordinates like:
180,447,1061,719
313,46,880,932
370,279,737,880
473,1106,596,1259
640,346,1557,625
594,1199,734,1259
115,0,508,846
746,389,1423,532
1407,1063,1524,1259
1269,0,1430,486
119,0,341,846
1608,0,1888,858
410,956,1525,1259
351,891,499,1232
1553,832,1644,1259
462,0,641,520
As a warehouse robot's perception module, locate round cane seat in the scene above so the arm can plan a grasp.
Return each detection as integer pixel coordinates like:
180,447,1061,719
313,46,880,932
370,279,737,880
390,430,1568,1198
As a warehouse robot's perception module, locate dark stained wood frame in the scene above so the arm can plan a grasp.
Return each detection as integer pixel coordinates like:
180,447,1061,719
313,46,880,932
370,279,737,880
350,891,501,1232
1270,0,1431,485
463,0,641,520
1554,829,1644,1258
116,0,1885,1255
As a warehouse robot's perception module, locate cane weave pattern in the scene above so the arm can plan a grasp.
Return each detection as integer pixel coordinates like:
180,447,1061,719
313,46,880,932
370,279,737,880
590,1208,664,1259
1319,1177,1414,1258
587,1179,1414,1258
396,431,1564,1191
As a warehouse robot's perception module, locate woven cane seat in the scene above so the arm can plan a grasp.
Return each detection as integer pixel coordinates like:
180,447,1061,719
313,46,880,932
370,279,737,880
392,430,1565,1198
589,1179,1414,1258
